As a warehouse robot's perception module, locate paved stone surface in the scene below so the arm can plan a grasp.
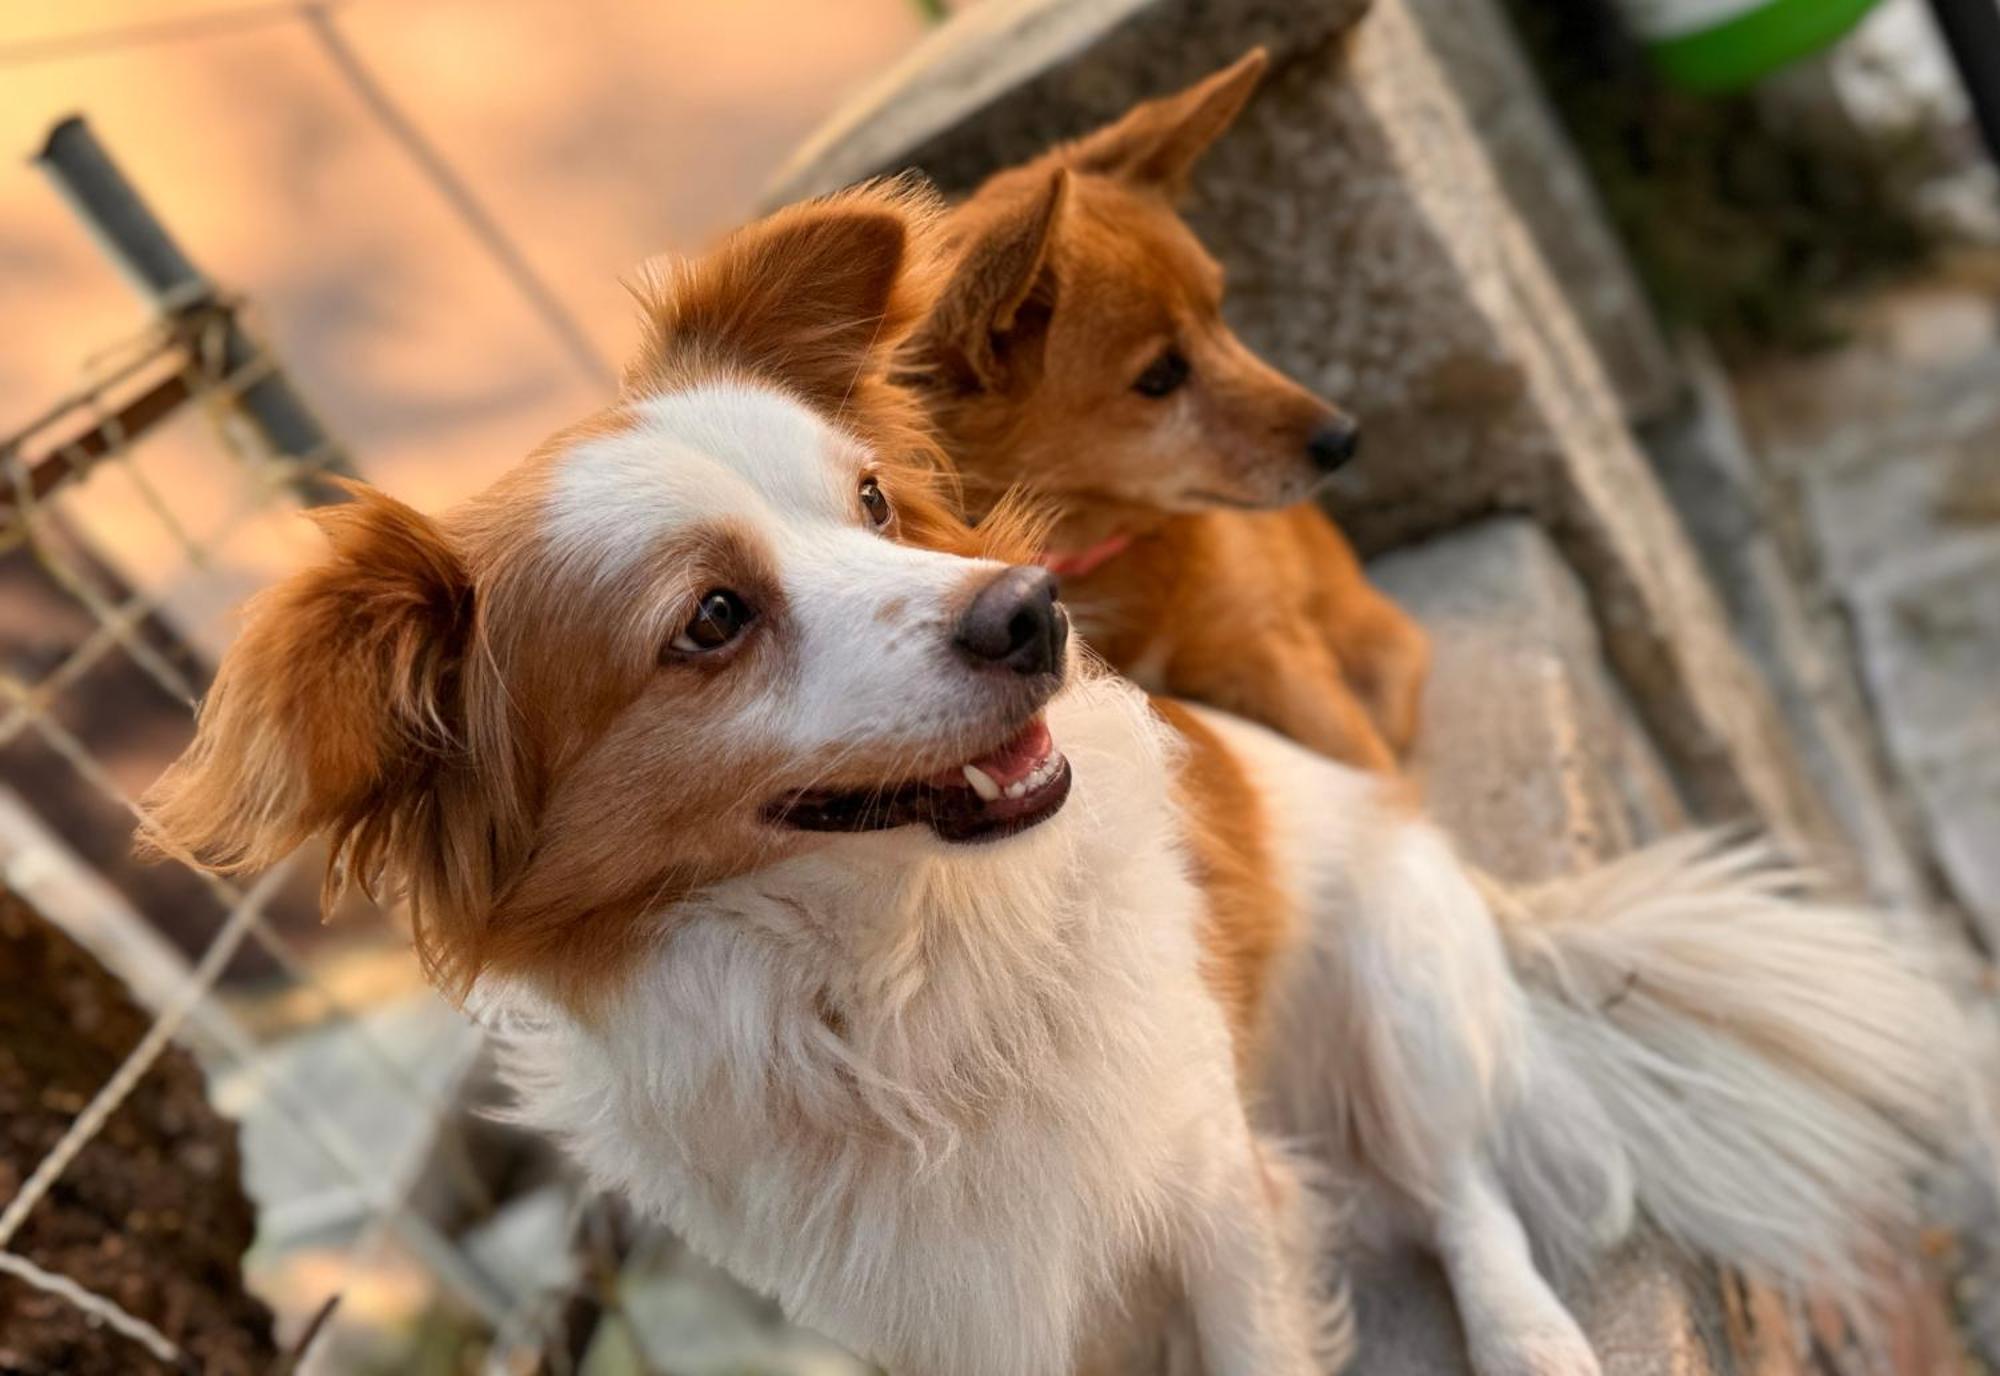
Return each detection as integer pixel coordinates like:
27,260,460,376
1644,340,1939,920
770,0,1836,856
1736,280,2000,944
1849,541,2000,930
584,1231,872,1376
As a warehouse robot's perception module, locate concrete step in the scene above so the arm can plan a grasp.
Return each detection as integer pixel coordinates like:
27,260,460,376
1373,517,1685,881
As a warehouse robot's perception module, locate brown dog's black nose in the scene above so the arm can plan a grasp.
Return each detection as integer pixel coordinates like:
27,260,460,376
956,566,1067,675
1306,416,1361,474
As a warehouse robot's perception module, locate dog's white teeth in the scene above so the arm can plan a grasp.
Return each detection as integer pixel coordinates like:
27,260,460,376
1005,779,1028,800
962,764,1003,802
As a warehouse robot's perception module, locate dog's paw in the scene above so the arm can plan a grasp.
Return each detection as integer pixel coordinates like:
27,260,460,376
1466,1313,1602,1376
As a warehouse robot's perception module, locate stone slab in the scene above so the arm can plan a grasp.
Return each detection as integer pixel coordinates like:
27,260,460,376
1347,1239,1741,1376
1848,541,2000,936
1735,280,2000,942
1848,540,2000,763
1916,748,2000,957
770,0,1371,209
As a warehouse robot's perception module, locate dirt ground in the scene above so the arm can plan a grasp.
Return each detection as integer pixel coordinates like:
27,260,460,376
0,885,276,1375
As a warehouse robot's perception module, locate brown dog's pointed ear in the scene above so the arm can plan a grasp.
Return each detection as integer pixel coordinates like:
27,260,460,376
139,482,499,991
1062,47,1268,195
920,167,1067,390
627,180,943,413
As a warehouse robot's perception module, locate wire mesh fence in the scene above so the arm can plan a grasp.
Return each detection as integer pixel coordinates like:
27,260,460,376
0,281,576,1373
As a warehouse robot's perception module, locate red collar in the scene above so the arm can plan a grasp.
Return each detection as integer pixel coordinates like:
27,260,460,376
1038,533,1133,579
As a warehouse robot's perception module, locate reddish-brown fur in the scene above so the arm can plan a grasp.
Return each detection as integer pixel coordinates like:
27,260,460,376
1153,698,1294,1070
905,49,1431,774
141,184,1041,1011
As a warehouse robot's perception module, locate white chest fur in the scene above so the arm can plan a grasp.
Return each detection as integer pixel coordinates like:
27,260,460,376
489,680,1251,1376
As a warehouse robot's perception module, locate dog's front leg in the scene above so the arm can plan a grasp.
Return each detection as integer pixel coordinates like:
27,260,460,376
1179,1129,1326,1376
1432,1155,1599,1376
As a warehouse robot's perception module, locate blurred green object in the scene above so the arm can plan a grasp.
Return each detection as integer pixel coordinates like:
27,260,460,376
1506,0,1935,355
1615,0,1883,90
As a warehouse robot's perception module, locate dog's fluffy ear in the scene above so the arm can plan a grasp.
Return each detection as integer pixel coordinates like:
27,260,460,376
139,483,502,993
919,167,1067,390
627,179,943,413
1062,48,1268,195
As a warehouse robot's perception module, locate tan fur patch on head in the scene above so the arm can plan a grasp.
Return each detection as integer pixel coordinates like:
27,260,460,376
626,177,947,426
884,460,1049,568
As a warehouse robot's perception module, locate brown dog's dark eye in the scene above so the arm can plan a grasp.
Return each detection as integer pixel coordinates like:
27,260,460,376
1133,349,1189,399
859,476,892,528
670,590,754,655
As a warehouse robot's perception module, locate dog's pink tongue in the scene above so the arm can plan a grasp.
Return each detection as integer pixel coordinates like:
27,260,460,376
940,717,1052,789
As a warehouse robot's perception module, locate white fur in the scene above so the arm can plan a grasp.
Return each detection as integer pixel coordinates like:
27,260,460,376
1203,706,1966,1376
548,385,861,582
547,384,1017,762
490,674,1324,1376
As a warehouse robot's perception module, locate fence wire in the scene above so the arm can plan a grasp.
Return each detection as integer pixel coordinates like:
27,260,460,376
0,306,592,1374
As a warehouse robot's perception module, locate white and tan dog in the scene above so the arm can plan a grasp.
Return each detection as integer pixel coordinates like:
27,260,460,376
143,186,1960,1376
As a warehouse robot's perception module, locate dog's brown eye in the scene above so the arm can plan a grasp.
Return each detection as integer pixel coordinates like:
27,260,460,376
859,476,892,528
1133,348,1189,399
670,590,754,655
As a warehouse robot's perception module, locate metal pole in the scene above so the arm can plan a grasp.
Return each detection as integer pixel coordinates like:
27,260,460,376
33,115,357,502
1927,0,2000,163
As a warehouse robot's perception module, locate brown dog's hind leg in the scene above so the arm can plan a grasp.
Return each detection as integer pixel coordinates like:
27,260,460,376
1281,507,1430,760
1333,592,1431,760
1171,631,1399,775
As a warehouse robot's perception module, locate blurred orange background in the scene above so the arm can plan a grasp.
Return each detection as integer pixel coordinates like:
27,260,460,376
0,0,927,655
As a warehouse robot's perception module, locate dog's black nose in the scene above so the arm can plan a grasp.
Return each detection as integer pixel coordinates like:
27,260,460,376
956,566,1067,675
1306,417,1361,473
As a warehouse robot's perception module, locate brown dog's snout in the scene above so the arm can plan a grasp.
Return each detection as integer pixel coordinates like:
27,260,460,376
1306,413,1361,475
955,566,1068,676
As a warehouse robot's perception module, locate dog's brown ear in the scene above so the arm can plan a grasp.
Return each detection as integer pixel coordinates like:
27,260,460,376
918,167,1067,390
1062,48,1268,195
628,180,942,413
139,483,506,994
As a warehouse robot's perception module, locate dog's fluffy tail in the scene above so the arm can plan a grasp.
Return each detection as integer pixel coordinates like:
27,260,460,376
1491,834,1964,1306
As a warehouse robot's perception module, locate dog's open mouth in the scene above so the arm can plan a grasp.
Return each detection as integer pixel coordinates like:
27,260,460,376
767,716,1072,844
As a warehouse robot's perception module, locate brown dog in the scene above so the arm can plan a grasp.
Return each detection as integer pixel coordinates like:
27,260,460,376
904,50,1430,774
